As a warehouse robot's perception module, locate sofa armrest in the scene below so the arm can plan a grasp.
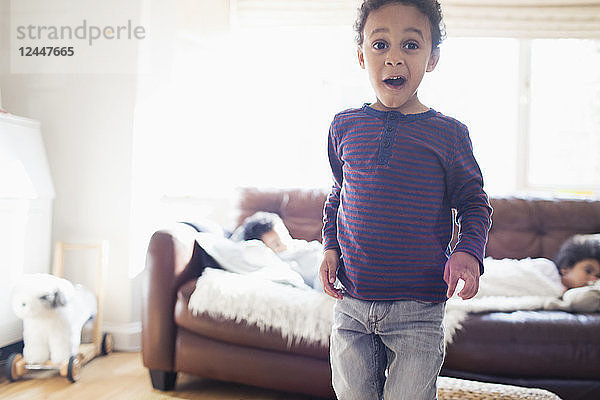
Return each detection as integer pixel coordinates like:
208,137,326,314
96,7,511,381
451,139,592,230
142,223,202,372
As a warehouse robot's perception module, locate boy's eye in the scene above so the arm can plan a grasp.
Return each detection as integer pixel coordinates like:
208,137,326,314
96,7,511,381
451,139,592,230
403,42,419,50
373,41,388,50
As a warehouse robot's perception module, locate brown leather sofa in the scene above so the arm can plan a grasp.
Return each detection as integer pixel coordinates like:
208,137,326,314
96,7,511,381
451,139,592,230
142,188,600,400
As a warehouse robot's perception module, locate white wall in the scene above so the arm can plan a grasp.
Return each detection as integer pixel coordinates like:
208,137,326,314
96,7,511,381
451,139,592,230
0,0,140,342
0,0,236,350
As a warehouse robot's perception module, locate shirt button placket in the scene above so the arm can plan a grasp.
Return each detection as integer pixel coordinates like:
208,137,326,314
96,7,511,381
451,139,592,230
379,120,394,164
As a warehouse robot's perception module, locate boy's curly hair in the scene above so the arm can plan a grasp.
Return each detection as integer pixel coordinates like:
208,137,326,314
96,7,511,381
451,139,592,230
354,0,446,50
241,212,280,241
555,234,600,273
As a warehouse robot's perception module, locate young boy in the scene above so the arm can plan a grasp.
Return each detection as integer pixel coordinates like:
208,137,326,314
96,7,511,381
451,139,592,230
320,1,492,399
556,234,600,290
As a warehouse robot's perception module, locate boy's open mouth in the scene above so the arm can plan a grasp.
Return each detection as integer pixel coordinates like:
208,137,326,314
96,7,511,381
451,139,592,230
384,76,406,88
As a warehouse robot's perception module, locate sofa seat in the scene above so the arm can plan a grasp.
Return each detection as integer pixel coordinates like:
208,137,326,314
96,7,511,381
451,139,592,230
174,280,329,360
444,310,600,380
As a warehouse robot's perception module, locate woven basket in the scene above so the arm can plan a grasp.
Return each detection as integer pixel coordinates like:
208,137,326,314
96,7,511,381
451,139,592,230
438,377,562,400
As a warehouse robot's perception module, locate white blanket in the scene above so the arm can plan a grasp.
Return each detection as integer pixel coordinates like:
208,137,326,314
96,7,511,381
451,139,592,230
188,256,599,347
195,232,310,289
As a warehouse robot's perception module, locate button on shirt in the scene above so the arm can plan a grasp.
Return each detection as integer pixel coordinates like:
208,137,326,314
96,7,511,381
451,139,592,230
322,104,492,302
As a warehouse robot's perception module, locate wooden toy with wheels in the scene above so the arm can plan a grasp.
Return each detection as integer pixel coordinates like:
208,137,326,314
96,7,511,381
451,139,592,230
5,353,25,382
5,353,83,383
4,241,113,383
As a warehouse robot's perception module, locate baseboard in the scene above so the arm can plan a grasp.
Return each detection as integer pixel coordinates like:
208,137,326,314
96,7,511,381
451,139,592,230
0,341,24,364
102,321,142,352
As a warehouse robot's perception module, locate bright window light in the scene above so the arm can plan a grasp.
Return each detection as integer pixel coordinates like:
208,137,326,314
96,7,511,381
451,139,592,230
528,39,600,191
420,38,520,196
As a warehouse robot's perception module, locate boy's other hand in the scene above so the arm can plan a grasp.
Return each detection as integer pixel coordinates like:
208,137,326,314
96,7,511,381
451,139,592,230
444,251,480,300
320,249,343,299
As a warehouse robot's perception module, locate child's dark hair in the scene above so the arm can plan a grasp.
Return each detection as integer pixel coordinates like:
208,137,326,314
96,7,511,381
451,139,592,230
241,212,280,241
354,0,446,50
555,234,600,273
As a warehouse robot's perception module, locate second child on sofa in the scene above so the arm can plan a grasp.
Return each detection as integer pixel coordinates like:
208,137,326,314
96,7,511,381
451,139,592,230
555,234,600,290
240,211,324,289
320,1,492,399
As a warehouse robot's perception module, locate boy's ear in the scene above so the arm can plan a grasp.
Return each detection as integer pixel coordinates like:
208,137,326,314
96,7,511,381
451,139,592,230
426,47,440,72
357,47,365,69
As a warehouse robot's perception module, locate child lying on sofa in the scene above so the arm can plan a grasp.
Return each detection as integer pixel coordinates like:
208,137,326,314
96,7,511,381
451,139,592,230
237,211,323,290
555,233,600,290
192,212,323,290
450,233,600,314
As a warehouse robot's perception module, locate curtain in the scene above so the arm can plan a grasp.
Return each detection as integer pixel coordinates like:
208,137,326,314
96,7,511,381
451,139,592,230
231,0,360,27
442,1,600,38
232,0,600,38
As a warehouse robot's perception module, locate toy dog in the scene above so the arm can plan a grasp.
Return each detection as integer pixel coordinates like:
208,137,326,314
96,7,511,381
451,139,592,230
11,273,97,365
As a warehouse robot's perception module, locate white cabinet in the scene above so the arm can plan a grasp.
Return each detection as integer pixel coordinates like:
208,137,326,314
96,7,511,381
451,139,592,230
0,113,54,347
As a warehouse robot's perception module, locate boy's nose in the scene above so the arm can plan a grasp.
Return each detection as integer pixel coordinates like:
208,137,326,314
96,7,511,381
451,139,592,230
385,49,404,66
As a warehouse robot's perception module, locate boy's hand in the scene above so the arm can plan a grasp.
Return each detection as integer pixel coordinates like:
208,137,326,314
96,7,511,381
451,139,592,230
320,249,343,299
444,251,480,300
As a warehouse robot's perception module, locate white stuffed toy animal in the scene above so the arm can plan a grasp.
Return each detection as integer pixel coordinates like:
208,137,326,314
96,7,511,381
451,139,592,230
11,273,97,365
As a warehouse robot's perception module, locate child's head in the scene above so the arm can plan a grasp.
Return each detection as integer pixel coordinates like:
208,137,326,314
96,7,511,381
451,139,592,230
354,0,445,50
241,211,290,253
555,234,600,289
354,0,445,113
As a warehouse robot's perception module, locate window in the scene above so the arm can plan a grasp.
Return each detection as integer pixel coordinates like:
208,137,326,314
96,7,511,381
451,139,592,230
420,38,521,196
131,22,600,246
528,39,600,193
135,29,599,198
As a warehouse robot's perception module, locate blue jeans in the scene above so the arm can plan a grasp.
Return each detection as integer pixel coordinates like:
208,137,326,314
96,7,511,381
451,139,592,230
330,295,445,400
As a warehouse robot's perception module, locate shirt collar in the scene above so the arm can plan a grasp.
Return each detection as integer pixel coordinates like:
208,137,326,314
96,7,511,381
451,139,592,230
361,103,436,122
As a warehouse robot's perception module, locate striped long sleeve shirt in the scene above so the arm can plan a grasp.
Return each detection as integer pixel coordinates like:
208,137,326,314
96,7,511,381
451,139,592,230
322,104,492,302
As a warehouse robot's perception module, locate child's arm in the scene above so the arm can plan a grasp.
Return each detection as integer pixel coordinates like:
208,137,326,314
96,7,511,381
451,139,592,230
446,126,493,299
321,123,343,299
322,125,342,252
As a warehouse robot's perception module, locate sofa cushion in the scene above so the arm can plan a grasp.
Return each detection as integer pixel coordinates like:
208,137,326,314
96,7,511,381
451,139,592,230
444,310,600,380
174,280,329,360
486,198,600,260
236,187,328,242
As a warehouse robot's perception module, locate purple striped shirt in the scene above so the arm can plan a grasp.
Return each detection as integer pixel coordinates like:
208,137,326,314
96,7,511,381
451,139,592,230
322,104,492,302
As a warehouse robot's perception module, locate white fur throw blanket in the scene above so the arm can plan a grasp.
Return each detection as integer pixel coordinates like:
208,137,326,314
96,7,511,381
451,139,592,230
189,268,334,346
188,258,599,347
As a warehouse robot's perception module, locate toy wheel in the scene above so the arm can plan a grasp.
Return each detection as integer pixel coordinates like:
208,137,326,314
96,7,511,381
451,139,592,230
67,355,81,382
101,332,114,355
5,353,24,382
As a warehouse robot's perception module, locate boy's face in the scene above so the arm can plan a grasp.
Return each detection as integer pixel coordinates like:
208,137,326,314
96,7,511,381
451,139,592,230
261,229,288,253
357,3,439,114
560,258,600,289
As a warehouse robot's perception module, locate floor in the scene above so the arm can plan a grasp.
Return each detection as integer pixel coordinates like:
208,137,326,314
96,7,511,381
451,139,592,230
0,351,318,400
1,351,566,400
